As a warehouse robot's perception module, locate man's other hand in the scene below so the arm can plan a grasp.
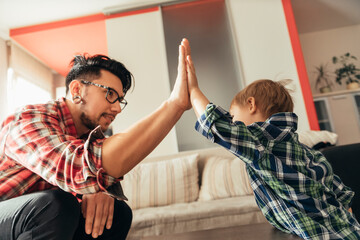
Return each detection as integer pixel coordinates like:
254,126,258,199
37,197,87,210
82,192,115,238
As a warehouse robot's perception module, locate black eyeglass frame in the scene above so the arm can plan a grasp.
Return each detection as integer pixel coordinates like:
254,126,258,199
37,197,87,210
80,80,128,110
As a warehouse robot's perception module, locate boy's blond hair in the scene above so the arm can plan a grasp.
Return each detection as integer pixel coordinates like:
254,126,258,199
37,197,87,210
231,79,294,119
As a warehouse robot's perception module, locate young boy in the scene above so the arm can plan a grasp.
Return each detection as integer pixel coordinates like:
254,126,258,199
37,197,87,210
181,39,360,239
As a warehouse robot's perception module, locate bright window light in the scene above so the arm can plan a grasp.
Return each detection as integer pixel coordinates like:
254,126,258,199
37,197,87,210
7,68,52,112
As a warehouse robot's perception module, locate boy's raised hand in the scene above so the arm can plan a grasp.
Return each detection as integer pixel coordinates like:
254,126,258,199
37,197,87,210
181,38,210,118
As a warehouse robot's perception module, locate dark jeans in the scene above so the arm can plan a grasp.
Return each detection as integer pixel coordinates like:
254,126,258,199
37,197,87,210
0,189,132,240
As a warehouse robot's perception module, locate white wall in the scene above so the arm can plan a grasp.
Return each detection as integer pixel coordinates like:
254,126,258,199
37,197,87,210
106,0,311,157
300,24,360,94
0,37,9,122
106,9,179,157
228,0,310,132
0,1,312,156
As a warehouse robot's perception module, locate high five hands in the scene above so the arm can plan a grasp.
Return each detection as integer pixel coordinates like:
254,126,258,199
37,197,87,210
181,38,199,97
169,38,202,113
179,38,210,118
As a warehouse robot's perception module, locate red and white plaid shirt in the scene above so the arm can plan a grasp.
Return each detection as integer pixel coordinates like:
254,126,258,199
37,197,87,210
0,98,126,201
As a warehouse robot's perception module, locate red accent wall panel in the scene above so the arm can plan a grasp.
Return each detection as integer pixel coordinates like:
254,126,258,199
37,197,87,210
9,7,160,77
10,15,108,77
282,0,320,130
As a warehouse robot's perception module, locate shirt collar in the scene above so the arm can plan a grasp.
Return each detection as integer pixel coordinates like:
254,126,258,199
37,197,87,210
248,112,298,141
265,112,298,131
57,97,78,137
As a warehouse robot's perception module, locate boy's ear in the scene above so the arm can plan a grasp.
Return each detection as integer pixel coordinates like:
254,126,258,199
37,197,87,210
247,97,257,114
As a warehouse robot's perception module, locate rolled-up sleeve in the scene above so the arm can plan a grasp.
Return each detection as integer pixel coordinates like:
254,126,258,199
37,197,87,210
194,103,262,164
4,108,127,200
332,174,354,209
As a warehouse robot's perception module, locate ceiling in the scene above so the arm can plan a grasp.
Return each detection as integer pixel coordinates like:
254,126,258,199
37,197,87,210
0,0,178,39
291,0,360,34
1,0,360,76
0,0,179,76
1,0,360,38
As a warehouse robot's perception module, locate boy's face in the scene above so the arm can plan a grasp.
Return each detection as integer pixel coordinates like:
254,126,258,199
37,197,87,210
230,104,254,126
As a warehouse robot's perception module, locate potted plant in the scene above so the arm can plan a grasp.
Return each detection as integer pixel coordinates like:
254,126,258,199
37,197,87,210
332,53,360,90
314,63,333,93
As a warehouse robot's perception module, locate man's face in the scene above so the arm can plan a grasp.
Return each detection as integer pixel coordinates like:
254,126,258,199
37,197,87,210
80,70,124,132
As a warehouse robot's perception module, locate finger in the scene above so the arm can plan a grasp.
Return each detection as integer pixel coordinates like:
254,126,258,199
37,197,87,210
106,200,115,230
187,55,195,73
186,63,191,81
177,45,186,74
82,198,87,218
182,38,191,56
181,38,188,57
85,199,95,235
98,200,110,236
92,203,104,238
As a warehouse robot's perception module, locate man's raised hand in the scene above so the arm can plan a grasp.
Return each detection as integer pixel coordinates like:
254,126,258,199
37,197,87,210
168,39,191,112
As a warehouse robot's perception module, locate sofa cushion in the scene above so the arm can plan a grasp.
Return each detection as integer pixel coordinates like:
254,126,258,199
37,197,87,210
321,143,360,222
198,156,253,201
297,130,337,148
122,154,199,209
127,195,267,239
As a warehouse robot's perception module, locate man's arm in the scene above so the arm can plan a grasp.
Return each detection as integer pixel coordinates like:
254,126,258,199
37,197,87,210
102,43,191,178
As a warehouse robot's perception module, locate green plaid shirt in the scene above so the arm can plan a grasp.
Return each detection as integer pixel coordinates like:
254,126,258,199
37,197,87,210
195,104,360,239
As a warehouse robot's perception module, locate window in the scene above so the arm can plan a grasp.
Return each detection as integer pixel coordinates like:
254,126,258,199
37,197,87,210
7,68,52,112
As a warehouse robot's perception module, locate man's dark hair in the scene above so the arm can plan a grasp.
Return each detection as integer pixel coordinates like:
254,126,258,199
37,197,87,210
65,54,134,95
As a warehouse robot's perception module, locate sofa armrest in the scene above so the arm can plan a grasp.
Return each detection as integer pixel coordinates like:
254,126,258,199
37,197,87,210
321,143,360,221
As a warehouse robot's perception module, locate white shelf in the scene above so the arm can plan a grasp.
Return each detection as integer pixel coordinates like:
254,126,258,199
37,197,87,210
313,88,360,99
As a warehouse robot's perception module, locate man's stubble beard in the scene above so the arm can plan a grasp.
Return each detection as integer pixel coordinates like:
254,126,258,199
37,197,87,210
80,111,98,131
80,108,110,132
79,94,112,132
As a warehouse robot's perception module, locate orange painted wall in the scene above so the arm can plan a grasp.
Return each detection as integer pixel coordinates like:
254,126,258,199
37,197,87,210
9,7,158,77
282,0,319,130
11,14,108,76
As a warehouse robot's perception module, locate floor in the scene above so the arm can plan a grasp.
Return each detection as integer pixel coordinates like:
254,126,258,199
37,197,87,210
142,223,302,240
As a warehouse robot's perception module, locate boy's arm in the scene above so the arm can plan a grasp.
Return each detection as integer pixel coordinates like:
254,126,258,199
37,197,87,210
332,173,354,210
182,39,210,118
188,82,209,119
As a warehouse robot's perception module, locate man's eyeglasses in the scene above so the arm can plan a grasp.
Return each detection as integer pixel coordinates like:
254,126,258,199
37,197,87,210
81,80,128,110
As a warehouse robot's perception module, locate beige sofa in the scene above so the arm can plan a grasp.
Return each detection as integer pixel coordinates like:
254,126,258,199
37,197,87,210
122,147,267,239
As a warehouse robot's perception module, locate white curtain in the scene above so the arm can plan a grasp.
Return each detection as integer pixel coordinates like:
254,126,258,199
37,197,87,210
0,37,9,122
9,43,53,93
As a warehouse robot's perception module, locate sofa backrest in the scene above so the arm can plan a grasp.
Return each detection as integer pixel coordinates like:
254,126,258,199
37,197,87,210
321,143,360,222
144,147,235,184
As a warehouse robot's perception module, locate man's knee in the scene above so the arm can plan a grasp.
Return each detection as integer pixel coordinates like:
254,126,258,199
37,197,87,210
109,200,133,239
27,190,81,238
33,189,80,222
114,200,133,227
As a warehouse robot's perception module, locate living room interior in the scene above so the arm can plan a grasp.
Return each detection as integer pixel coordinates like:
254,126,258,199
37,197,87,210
0,0,359,239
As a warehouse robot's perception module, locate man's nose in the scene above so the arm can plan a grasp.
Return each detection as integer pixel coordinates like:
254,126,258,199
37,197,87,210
111,100,122,113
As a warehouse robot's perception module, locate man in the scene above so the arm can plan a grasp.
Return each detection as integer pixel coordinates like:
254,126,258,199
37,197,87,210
0,40,190,239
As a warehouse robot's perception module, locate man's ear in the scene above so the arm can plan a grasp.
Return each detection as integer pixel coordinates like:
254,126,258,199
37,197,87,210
247,97,257,114
69,80,81,97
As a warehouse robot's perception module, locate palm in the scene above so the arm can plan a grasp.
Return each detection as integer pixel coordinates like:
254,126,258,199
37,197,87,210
170,43,191,111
